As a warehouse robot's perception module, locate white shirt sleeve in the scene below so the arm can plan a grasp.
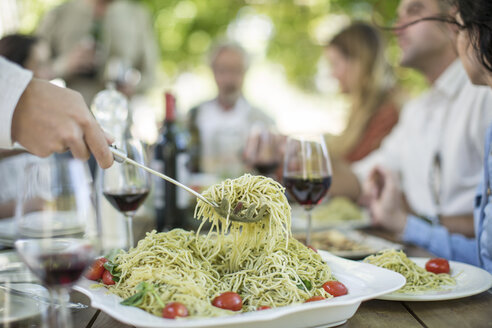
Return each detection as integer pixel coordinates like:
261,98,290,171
0,57,33,148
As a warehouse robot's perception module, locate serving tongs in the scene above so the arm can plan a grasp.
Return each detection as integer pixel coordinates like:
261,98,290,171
109,145,268,223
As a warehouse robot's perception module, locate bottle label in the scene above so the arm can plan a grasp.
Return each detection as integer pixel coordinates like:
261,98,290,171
176,153,190,209
151,159,165,209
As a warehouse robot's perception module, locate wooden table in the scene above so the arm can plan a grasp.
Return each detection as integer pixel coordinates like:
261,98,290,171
8,222,492,328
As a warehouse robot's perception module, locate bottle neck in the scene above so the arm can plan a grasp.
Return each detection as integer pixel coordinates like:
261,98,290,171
165,92,176,122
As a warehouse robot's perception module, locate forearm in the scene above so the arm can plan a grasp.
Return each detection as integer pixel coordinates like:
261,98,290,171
0,200,16,219
403,215,479,265
329,158,361,201
439,214,475,238
0,149,27,159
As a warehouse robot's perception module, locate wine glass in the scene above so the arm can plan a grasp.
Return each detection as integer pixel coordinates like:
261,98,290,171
244,123,281,177
104,57,141,99
15,157,99,328
283,135,332,246
102,139,150,249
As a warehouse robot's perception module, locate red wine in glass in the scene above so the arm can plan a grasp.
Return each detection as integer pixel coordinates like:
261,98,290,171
254,161,280,175
15,238,94,288
283,176,332,208
103,188,150,213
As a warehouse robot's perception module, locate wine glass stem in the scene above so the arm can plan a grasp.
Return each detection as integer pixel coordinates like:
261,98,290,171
47,288,73,328
125,214,134,249
306,209,312,246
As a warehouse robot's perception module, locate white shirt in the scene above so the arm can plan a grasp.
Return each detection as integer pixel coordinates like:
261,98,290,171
0,57,33,148
353,60,492,217
195,97,271,177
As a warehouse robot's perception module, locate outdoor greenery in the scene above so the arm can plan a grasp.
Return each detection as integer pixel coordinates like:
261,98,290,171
17,0,426,93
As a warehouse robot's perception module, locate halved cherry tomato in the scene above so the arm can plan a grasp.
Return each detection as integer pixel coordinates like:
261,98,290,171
162,302,189,319
425,258,450,274
307,245,318,253
322,281,348,297
102,269,115,285
305,296,325,302
212,292,243,311
85,257,108,281
257,305,271,311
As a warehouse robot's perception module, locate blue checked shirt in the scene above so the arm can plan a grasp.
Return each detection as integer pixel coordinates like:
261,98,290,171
402,124,492,273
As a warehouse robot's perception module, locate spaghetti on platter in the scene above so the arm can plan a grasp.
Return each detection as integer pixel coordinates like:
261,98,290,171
104,174,337,318
363,249,456,293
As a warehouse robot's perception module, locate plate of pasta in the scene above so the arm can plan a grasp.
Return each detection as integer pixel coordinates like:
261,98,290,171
291,197,370,232
364,250,492,301
75,175,405,327
75,249,405,328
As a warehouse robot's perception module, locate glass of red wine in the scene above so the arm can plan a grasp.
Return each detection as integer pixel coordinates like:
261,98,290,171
15,157,99,328
283,135,332,246
244,123,281,177
102,138,150,249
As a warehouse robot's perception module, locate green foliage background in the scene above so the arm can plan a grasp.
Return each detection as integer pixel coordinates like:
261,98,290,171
17,0,426,94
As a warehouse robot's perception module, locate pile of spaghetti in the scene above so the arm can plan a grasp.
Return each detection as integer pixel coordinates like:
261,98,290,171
105,174,337,318
363,249,456,293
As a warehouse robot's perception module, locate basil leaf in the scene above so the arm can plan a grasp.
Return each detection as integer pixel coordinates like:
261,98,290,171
120,282,152,306
103,261,122,282
136,282,149,292
302,279,312,291
296,278,312,291
104,249,122,262
121,291,145,306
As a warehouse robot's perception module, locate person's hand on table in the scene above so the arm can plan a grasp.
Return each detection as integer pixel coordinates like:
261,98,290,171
362,166,407,235
11,78,114,168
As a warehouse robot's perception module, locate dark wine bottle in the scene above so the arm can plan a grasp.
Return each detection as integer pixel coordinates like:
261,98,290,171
152,92,189,231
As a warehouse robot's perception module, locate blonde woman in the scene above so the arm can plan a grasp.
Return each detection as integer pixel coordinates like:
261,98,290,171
324,22,400,162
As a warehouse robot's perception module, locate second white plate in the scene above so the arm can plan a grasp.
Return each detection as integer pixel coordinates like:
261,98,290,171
378,257,492,301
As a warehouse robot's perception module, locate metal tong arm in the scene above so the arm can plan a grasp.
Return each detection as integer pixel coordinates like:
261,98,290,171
109,146,218,207
0,284,87,309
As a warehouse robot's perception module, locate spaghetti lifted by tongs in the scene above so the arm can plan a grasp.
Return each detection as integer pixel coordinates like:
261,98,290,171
104,174,337,318
194,174,291,250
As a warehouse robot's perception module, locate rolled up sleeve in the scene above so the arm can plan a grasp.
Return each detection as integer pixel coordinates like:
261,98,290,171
403,215,479,266
0,57,33,148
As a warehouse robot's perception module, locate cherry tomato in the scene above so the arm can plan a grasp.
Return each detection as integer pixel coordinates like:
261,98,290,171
425,258,450,274
102,269,115,285
322,281,348,297
162,302,189,319
307,245,318,253
212,292,243,311
257,305,271,311
85,258,108,281
305,296,325,302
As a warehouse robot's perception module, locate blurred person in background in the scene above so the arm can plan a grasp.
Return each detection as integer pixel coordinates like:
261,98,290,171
36,0,158,104
331,0,492,242
0,34,53,81
368,0,492,272
187,42,273,178
324,21,401,163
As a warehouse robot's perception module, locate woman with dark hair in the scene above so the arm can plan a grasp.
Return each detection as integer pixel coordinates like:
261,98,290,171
454,0,492,273
0,34,52,79
367,0,492,273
